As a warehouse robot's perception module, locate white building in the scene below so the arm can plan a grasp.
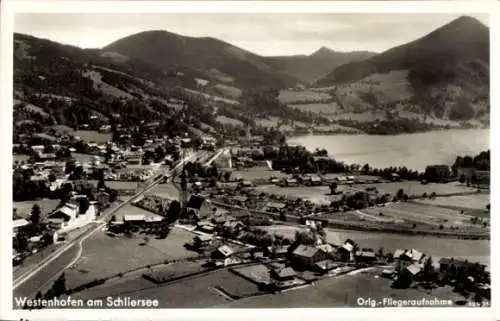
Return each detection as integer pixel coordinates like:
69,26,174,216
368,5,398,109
46,200,98,233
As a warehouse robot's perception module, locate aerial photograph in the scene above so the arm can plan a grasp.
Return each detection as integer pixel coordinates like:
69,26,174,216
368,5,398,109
11,12,490,309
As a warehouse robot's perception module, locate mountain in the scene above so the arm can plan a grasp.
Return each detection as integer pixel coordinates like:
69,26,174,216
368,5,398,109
316,16,488,86
102,30,299,90
263,47,376,83
313,16,489,122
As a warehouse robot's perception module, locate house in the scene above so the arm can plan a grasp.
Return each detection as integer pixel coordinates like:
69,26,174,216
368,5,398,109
186,195,212,219
395,264,422,288
338,240,355,262
394,248,425,272
315,260,341,274
265,202,287,213
355,250,377,264
212,245,235,260
270,267,298,288
46,200,97,232
193,234,213,248
264,245,290,258
13,218,30,237
292,245,331,269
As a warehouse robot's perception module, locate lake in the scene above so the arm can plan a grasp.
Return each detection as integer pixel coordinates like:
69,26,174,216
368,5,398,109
288,129,489,171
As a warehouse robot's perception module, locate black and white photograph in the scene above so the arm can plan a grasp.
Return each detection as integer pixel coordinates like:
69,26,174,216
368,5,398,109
1,0,497,319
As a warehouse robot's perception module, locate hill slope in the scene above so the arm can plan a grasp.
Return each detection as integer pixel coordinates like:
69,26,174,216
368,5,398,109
313,16,489,122
263,47,376,83
103,30,299,90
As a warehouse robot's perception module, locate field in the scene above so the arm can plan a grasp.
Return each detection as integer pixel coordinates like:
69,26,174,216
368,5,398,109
346,181,478,197
358,202,475,228
13,154,30,163
229,166,288,182
82,70,133,99
414,194,489,211
145,183,179,200
111,268,263,308
214,84,243,99
73,261,206,301
69,130,112,143
216,115,244,126
278,90,332,104
63,226,198,289
289,103,341,115
218,267,464,308
112,204,162,221
252,184,342,204
231,264,271,284
13,198,60,218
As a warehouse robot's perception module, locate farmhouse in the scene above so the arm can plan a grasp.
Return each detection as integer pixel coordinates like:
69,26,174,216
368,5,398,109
46,200,97,232
192,234,213,248
355,250,377,264
315,260,341,274
186,195,212,219
396,263,422,288
394,248,425,272
13,218,30,237
292,245,331,269
270,267,298,288
338,240,355,262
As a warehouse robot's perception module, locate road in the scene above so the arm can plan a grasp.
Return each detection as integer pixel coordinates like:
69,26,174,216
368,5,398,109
12,150,201,299
13,148,226,300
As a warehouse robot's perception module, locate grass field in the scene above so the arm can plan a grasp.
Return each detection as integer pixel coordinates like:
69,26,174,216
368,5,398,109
82,70,133,99
289,103,341,115
231,264,271,284
414,194,489,211
218,267,464,308
70,130,112,144
145,183,180,200
64,226,198,289
278,90,332,104
360,202,475,227
216,115,244,126
346,181,478,197
113,268,262,308
13,154,30,163
13,198,60,218
252,184,342,204
214,84,243,99
229,166,288,182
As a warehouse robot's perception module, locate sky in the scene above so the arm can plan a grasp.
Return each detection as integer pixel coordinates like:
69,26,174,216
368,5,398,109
14,13,489,56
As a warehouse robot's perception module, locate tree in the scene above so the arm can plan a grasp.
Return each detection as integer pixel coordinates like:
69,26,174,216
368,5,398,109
79,197,90,214
486,203,490,212
223,171,231,182
377,247,385,258
97,169,106,189
166,200,182,224
423,257,435,282
329,182,338,195
396,189,404,200
459,174,466,184
14,231,29,252
279,212,286,221
30,204,41,226
48,173,57,183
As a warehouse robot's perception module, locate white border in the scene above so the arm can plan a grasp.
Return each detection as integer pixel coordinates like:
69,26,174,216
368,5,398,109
0,1,498,321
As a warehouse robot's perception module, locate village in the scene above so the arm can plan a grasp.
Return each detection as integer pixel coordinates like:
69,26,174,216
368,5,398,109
12,124,491,309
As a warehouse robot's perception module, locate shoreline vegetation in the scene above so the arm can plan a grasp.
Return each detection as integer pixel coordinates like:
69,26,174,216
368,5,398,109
288,126,490,138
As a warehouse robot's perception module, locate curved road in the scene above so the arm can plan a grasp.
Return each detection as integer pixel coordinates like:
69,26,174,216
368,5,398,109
13,150,207,300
